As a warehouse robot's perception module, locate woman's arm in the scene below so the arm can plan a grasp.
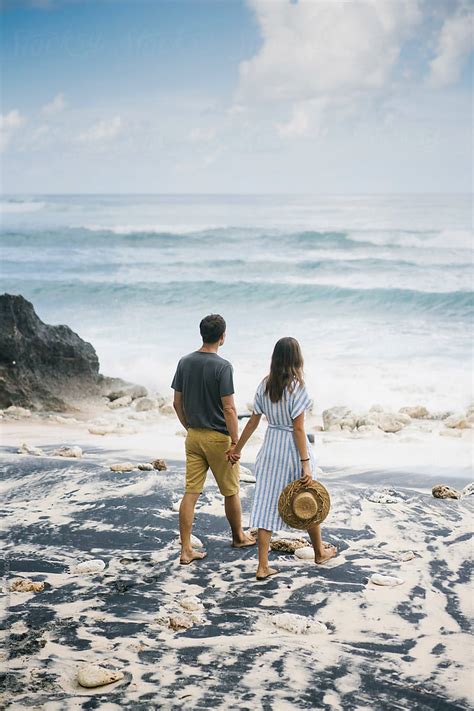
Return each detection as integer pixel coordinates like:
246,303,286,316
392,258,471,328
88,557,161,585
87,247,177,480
292,411,312,485
227,413,262,463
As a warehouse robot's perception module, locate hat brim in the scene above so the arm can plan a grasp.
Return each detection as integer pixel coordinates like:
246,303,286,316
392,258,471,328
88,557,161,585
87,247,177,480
278,479,331,530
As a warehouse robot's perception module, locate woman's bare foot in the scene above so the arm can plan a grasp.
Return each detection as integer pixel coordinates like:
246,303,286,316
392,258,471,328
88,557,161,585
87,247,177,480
179,549,207,565
232,533,257,548
256,565,279,580
315,544,337,565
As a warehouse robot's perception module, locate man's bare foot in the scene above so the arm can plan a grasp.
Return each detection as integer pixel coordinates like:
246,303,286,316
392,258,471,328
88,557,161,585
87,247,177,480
315,544,337,565
179,549,207,565
256,566,279,580
231,533,256,549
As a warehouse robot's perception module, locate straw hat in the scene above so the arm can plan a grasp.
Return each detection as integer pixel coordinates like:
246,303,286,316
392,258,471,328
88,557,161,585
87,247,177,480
278,480,330,530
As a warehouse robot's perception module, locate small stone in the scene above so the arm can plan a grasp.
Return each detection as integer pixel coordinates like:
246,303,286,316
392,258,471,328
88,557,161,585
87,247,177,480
177,534,203,548
240,466,256,483
77,664,124,688
270,612,326,635
444,413,470,429
369,574,404,587
365,488,404,504
399,406,429,419
110,462,135,472
396,551,415,562
462,482,474,497
271,538,307,553
88,424,115,435
375,413,407,433
151,459,167,471
10,578,44,593
138,462,154,471
168,615,194,631
74,559,106,574
53,445,82,458
6,406,32,418
294,546,314,560
432,485,460,500
107,395,132,409
179,596,203,612
17,442,44,456
134,397,156,412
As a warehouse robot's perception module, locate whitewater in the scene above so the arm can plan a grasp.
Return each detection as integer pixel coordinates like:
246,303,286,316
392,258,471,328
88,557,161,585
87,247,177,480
0,193,472,412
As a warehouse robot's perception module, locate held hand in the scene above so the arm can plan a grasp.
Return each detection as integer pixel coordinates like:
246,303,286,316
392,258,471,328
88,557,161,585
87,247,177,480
226,446,241,464
300,460,312,486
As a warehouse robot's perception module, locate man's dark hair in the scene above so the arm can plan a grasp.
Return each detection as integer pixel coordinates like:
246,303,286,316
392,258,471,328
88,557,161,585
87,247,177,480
200,314,226,344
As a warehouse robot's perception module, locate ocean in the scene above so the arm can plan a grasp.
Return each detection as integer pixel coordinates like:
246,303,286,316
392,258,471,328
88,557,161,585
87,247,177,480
1,193,472,413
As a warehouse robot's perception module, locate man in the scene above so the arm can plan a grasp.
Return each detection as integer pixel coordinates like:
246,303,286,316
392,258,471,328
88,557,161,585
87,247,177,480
171,314,255,565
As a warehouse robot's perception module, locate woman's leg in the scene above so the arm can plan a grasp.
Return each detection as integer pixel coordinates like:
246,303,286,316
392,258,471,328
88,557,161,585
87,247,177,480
308,524,337,564
256,528,278,579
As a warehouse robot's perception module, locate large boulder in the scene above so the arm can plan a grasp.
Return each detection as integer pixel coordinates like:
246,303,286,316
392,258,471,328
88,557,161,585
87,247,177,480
0,294,100,411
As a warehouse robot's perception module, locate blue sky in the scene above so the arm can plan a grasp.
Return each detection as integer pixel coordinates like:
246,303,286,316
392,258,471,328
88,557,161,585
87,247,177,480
1,0,472,193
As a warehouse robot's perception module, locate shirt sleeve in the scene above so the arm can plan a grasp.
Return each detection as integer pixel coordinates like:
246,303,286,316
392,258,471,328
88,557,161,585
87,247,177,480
219,362,235,397
290,383,312,419
171,361,183,391
253,382,264,414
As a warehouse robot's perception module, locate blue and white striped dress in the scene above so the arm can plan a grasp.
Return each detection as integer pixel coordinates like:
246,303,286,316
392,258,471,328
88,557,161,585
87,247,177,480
249,379,316,532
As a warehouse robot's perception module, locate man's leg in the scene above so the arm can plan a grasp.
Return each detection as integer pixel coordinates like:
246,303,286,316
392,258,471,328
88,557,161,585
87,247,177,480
224,493,256,547
179,493,206,564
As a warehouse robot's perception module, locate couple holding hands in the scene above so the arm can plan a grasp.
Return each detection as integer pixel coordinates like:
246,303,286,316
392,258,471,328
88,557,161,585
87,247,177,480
172,314,336,581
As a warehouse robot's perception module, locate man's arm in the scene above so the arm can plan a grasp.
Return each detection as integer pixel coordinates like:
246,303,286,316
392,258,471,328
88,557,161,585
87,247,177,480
221,394,239,444
173,391,188,430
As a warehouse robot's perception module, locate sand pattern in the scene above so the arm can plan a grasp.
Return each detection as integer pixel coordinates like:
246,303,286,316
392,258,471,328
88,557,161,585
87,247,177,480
1,447,472,710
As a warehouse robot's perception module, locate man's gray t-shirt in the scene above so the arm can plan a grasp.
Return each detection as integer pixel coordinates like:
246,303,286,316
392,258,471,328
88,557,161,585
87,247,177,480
171,351,234,434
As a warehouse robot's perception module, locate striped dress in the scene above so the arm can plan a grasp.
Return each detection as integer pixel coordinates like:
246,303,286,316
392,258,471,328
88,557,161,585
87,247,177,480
249,379,316,532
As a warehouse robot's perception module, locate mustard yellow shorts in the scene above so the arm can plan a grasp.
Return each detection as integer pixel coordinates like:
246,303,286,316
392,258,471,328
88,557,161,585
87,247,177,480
185,427,240,497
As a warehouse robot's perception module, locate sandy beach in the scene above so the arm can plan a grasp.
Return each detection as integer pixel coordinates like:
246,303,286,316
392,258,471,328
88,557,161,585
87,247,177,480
1,404,473,710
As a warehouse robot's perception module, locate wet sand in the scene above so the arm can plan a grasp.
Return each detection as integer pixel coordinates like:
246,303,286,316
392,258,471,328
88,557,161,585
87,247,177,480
1,440,472,710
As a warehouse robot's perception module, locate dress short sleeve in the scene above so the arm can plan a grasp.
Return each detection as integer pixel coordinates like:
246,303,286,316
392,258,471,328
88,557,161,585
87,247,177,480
290,383,312,419
253,381,265,414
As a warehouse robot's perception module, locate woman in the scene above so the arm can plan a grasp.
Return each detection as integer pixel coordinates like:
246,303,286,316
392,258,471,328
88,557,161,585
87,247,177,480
227,337,337,580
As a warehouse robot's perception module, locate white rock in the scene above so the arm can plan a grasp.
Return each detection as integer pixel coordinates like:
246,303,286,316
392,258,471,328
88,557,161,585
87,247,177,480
110,462,135,472
396,551,415,562
179,595,203,612
322,406,353,431
365,488,404,504
88,424,116,436
177,534,203,548
399,405,428,419
76,664,124,688
107,395,132,410
6,406,32,418
134,397,156,412
462,482,474,497
444,413,470,429
240,466,256,483
171,499,181,512
375,413,407,433
17,442,44,456
440,429,462,438
356,415,377,428
137,462,154,471
270,612,326,635
74,559,106,574
294,546,314,560
370,574,404,587
53,445,82,458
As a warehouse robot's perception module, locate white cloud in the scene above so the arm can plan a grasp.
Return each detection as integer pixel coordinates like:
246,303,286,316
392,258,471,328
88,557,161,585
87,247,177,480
0,109,27,152
428,2,473,88
41,93,67,116
77,115,122,143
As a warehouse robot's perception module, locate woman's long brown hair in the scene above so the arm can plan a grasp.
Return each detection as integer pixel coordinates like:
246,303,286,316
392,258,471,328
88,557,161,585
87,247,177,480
264,337,304,403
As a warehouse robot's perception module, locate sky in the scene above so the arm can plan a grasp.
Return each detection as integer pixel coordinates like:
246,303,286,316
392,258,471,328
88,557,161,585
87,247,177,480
0,0,473,194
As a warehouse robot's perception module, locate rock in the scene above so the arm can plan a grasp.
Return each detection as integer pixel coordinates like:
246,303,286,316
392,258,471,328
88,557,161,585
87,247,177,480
240,466,256,483
440,428,462,438
151,458,167,471
53,445,82,458
108,384,147,401
76,664,124,688
270,612,326,635
138,462,154,471
5,405,32,418
369,574,404,587
462,482,474,497
294,546,314,560
444,413,470,429
74,559,106,574
177,534,203,548
88,424,116,435
134,397,156,412
169,615,194,631
179,596,203,612
17,442,44,456
365,488,404,504
322,406,355,431
270,537,307,553
0,294,100,411
110,462,135,472
395,551,415,562
10,578,44,593
432,485,460,500
356,415,377,428
375,413,408,433
159,403,175,415
399,405,428,419
107,395,132,409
